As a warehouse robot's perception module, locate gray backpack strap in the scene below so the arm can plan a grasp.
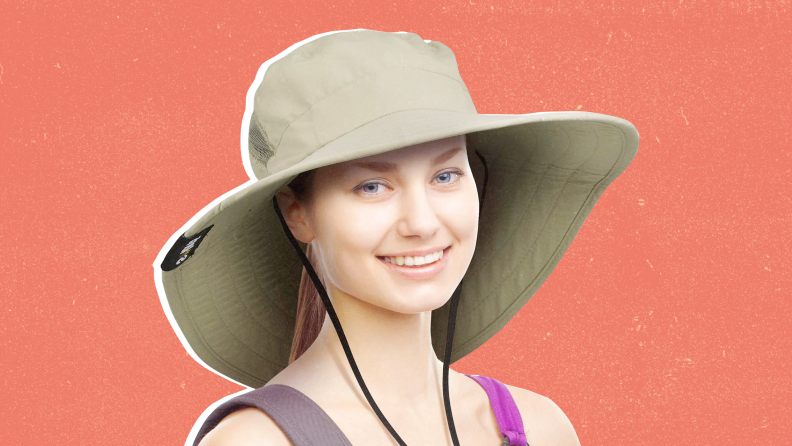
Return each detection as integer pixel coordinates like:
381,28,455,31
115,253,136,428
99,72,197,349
193,384,352,446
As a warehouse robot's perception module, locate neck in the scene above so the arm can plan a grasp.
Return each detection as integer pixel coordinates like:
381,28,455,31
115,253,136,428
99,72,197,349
302,287,447,406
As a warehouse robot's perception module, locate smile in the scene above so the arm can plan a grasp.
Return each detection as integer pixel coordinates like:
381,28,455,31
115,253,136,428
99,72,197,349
376,247,451,280
382,248,444,267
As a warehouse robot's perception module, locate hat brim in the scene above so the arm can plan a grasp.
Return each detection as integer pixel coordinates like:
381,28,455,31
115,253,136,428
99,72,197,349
158,109,638,388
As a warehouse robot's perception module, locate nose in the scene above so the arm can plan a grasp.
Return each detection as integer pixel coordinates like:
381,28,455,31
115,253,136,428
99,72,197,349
396,185,442,239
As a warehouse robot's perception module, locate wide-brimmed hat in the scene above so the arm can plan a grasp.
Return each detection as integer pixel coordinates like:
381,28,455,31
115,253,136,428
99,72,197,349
155,29,639,392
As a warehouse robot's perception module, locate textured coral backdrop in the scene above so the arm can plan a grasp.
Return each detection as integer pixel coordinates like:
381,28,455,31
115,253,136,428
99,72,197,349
1,0,790,445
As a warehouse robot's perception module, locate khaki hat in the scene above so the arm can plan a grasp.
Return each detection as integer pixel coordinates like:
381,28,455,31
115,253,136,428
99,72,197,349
156,29,638,394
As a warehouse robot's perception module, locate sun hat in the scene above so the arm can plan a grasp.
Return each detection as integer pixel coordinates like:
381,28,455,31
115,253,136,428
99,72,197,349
155,28,638,444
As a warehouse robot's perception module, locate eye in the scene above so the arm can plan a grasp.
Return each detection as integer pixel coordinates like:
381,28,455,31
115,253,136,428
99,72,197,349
354,181,388,196
353,170,464,197
434,169,464,185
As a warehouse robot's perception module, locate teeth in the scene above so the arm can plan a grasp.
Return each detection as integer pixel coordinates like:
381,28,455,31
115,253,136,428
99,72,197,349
383,249,445,267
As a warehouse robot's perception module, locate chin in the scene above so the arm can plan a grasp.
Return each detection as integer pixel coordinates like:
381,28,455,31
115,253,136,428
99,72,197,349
378,287,458,315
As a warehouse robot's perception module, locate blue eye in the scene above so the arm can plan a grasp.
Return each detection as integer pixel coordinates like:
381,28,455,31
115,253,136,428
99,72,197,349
435,170,464,185
355,182,387,196
354,170,464,197
436,172,453,184
361,183,383,194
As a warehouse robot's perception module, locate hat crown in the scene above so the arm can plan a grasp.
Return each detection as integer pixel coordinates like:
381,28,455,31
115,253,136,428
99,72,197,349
248,30,478,178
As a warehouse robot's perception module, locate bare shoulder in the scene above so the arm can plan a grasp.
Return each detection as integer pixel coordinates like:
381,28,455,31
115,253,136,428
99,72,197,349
197,408,293,446
504,384,581,446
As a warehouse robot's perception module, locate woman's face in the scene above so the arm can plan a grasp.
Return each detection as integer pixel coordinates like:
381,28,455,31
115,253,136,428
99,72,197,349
302,135,478,314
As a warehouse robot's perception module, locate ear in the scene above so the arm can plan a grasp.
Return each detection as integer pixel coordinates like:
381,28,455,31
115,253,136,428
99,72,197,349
274,189,315,244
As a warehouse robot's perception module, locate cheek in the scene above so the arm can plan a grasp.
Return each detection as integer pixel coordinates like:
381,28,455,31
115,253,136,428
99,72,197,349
439,184,480,243
314,204,389,282
335,207,392,256
345,207,391,241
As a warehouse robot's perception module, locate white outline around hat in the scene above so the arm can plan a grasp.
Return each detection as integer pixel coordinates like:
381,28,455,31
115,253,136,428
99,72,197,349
151,28,607,446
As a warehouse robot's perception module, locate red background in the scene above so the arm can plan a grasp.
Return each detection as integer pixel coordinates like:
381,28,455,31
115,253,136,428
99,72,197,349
2,0,790,444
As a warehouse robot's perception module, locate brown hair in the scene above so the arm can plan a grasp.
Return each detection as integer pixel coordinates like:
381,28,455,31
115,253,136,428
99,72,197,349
285,169,327,364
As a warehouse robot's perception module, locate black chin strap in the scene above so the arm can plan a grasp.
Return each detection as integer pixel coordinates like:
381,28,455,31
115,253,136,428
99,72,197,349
272,149,488,446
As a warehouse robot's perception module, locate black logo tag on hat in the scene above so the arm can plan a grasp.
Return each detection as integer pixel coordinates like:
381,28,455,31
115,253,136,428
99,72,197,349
161,225,214,272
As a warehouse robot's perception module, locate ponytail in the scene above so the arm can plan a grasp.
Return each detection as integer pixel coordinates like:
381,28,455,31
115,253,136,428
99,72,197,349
284,169,325,363
288,242,327,363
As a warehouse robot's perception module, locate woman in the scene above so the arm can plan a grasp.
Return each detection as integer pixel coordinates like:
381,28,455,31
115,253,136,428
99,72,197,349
156,29,639,446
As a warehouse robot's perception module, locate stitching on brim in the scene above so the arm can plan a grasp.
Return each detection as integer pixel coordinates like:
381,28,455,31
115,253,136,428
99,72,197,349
463,121,603,314
452,121,629,358
210,243,291,365
185,182,302,380
207,211,296,329
199,238,290,373
238,210,297,327
173,263,266,387
466,164,569,317
462,130,549,282
455,135,589,346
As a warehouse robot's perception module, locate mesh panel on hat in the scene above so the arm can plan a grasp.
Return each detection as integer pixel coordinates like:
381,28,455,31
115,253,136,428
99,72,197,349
249,113,275,167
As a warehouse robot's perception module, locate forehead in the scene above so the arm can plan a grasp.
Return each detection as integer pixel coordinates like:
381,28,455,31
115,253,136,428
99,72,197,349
332,135,466,174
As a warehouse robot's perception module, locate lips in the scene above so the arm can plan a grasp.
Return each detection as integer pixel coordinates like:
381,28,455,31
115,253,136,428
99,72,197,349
376,246,451,280
378,245,450,258
380,248,444,267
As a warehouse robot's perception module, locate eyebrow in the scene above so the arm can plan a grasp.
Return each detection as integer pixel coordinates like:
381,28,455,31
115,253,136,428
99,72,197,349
349,147,463,173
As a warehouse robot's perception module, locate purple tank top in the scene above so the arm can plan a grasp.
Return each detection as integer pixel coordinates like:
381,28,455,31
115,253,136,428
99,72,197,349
465,374,529,446
193,374,528,446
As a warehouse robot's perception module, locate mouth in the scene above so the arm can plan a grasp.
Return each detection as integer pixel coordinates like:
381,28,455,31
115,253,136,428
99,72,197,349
376,246,451,279
378,246,448,266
